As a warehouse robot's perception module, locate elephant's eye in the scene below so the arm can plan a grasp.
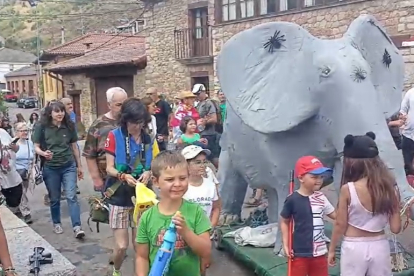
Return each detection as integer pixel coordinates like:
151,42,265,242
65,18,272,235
321,67,331,77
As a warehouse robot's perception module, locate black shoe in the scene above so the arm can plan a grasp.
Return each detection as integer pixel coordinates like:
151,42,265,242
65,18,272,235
76,187,80,194
24,214,33,224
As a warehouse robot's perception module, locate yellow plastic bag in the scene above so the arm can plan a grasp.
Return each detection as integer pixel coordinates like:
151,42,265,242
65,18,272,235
152,139,160,158
132,182,158,224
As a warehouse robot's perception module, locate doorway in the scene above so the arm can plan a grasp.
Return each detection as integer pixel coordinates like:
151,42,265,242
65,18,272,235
190,7,209,57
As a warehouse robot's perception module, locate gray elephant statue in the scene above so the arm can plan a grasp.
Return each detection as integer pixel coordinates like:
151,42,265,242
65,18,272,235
216,14,414,254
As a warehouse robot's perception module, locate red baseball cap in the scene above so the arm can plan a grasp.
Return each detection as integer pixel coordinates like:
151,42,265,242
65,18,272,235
294,156,332,177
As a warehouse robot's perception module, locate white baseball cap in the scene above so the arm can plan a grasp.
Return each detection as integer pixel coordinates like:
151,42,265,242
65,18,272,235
181,145,211,160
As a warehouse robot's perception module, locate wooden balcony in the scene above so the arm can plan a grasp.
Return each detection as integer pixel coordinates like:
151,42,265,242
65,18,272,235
174,26,213,65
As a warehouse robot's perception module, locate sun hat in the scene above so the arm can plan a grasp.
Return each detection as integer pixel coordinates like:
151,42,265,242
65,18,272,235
179,91,197,99
181,145,211,160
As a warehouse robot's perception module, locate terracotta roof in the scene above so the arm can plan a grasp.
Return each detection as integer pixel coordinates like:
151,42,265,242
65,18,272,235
45,42,146,72
43,33,145,56
4,66,36,77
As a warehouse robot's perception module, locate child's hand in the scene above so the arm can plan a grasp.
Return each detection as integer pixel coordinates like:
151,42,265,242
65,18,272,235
284,246,293,259
172,212,189,236
328,250,336,266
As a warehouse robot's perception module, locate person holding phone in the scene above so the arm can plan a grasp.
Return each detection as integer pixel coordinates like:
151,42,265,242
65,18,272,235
0,125,23,216
32,101,84,239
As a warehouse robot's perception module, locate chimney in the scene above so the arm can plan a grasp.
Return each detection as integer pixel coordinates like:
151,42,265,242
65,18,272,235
83,42,92,50
61,26,65,44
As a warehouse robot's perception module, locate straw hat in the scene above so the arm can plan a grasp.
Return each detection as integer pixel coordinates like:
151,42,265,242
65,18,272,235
178,91,197,99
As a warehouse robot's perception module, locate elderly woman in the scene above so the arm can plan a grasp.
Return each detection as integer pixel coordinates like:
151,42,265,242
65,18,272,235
104,98,153,276
170,91,200,143
14,122,35,224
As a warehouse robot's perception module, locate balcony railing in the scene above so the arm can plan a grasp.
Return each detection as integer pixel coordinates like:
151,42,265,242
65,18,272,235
174,26,211,60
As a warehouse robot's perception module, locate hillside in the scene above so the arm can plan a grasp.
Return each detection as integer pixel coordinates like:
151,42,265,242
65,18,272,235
0,0,146,54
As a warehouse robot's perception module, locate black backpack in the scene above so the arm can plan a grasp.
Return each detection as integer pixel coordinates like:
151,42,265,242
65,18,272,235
208,99,223,134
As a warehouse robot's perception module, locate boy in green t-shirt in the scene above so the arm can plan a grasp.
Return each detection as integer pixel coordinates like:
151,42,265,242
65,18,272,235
135,151,212,276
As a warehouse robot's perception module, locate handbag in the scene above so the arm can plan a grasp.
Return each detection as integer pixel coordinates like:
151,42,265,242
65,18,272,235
16,140,31,181
87,132,147,232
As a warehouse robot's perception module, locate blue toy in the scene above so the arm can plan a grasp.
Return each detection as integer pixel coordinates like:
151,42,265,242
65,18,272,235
148,217,178,276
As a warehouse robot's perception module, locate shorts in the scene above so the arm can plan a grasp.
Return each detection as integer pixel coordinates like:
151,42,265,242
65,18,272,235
108,204,135,229
341,235,391,276
291,255,328,276
2,184,23,208
202,134,220,159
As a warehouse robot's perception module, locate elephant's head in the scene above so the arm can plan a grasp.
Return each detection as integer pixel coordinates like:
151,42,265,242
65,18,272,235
217,15,414,216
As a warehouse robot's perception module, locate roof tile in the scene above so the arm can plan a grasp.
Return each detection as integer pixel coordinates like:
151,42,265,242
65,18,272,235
45,42,145,71
44,33,145,56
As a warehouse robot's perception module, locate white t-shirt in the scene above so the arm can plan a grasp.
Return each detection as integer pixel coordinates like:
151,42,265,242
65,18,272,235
148,115,157,141
183,176,219,217
206,166,219,185
0,129,22,189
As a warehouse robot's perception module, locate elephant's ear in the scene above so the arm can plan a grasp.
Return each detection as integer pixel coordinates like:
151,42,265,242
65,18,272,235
344,15,404,118
217,22,319,134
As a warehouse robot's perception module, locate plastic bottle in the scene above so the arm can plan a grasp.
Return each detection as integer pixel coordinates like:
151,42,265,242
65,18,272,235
148,212,180,276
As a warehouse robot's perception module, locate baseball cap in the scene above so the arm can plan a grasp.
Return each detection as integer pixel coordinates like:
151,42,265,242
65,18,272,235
181,145,211,160
294,156,332,177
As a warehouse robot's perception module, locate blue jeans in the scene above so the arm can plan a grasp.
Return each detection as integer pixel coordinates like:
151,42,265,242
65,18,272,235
43,161,81,228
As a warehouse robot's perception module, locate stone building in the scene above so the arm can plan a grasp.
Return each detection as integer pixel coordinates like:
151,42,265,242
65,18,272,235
43,34,146,127
142,0,414,95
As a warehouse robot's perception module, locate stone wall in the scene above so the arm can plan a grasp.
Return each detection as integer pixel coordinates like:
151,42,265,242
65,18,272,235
211,0,414,91
61,73,93,128
142,0,214,97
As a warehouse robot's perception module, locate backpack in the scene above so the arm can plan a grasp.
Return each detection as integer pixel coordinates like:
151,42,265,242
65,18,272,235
208,99,223,134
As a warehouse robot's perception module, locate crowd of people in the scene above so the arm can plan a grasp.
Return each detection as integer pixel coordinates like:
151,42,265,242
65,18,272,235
0,82,409,276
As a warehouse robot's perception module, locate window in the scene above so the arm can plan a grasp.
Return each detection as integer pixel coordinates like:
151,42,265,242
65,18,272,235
222,0,236,21
240,0,255,18
15,81,18,93
7,81,10,90
28,80,34,95
220,0,347,22
22,80,26,92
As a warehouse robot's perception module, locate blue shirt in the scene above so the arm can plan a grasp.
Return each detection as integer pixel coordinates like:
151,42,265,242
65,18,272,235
15,140,35,170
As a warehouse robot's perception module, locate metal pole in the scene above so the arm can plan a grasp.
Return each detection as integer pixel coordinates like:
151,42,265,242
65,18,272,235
35,7,43,108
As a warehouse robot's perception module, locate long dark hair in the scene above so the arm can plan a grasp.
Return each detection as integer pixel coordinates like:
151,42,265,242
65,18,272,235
29,112,39,124
40,101,75,130
118,98,151,130
180,116,195,133
341,156,399,216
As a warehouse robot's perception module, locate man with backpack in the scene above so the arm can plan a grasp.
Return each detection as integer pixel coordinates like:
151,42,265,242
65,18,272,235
193,84,221,167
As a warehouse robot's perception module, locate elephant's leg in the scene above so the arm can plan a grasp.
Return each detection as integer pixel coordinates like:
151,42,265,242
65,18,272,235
265,187,284,255
217,151,248,225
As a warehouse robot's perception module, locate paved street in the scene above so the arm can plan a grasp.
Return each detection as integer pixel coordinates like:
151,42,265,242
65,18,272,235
5,103,252,276
5,102,414,275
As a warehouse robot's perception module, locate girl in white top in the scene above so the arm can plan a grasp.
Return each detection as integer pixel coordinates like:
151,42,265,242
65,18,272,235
142,96,158,141
181,145,221,226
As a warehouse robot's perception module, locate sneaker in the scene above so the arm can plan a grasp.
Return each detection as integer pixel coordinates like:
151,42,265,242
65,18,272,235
24,214,33,224
112,267,121,276
53,224,63,234
61,191,66,200
74,226,85,239
44,194,50,206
